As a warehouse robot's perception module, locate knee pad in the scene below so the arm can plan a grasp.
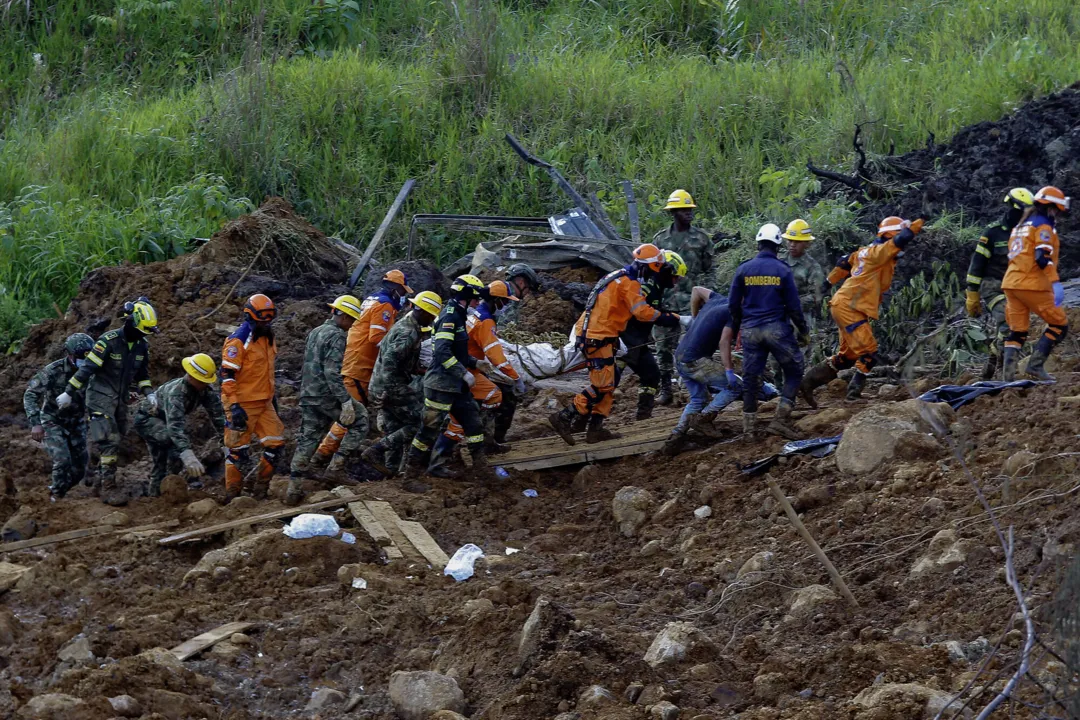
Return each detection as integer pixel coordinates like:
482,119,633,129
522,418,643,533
227,445,250,467
1005,330,1028,349
858,353,877,372
1045,324,1068,345
262,446,284,471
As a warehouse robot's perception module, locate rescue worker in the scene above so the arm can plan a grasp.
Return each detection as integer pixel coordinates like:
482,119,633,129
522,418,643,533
430,281,525,476
1001,186,1070,381
548,244,683,445
221,294,284,502
286,295,364,506
664,289,740,454
58,298,158,506
723,224,808,438
331,270,413,467
362,291,443,478
965,188,1035,379
25,333,95,499
800,216,924,405
493,263,541,443
771,218,826,389
403,275,493,492
617,250,686,420
133,353,225,496
652,189,713,405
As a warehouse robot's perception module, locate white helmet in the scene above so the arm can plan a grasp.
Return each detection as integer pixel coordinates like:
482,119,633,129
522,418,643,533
756,223,783,245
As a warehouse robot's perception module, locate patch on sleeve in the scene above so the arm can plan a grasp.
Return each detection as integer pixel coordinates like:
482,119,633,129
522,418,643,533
226,346,239,358
1040,229,1053,244
382,310,392,322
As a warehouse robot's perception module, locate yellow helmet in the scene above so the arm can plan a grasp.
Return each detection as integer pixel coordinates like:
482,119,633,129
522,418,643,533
663,189,696,210
328,294,363,320
1003,187,1034,209
782,218,814,242
662,250,688,278
182,353,218,384
410,291,443,317
129,299,159,334
450,274,485,297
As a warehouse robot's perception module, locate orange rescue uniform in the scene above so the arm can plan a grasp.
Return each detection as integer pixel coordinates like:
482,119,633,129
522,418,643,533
221,321,284,494
1002,216,1067,347
826,239,902,374
445,304,520,441
341,293,400,402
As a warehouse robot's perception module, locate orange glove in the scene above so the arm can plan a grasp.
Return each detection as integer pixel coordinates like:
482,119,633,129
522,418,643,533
909,218,924,234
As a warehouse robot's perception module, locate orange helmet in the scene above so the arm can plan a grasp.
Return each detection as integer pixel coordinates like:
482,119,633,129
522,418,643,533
1034,186,1070,212
383,269,414,293
487,280,519,302
244,294,277,322
632,243,665,272
877,216,906,238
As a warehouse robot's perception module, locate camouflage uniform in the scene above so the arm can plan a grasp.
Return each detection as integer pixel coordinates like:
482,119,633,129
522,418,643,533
24,358,88,497
133,376,225,493
65,326,152,495
652,224,714,388
774,247,827,377
369,312,425,473
291,318,367,475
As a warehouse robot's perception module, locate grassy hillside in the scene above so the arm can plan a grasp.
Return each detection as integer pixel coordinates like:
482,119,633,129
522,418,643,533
2,0,1080,348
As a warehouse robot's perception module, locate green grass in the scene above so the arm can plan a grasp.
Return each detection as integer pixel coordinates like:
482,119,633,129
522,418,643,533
1,0,1080,348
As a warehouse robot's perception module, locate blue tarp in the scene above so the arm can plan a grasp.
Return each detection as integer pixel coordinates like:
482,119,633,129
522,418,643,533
917,379,1053,410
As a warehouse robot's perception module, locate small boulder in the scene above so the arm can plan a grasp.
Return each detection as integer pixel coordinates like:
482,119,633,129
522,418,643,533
100,511,130,527
650,701,680,720
640,540,664,558
643,621,715,668
910,529,968,576
1003,450,1038,477
853,682,971,719
16,693,85,720
462,598,494,619
753,671,789,703
57,633,95,665
209,640,242,662
181,498,219,522
736,551,774,579
795,407,852,434
578,685,617,710
306,687,347,712
835,400,954,476
693,505,712,520
429,713,467,720
878,383,899,397
1,511,36,543
652,497,680,524
0,562,30,593
573,464,602,493
159,474,189,503
388,671,465,720
788,585,839,618
612,486,655,537
108,695,142,718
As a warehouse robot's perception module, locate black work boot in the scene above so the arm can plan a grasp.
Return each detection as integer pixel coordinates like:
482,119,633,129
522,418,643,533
845,371,868,400
548,408,580,446
427,436,461,479
981,351,999,381
1002,347,1019,382
284,474,304,506
1024,340,1054,381
585,415,621,443
635,392,656,421
799,362,838,409
401,456,431,494
361,443,393,477
657,373,674,406
766,399,801,440
662,430,689,456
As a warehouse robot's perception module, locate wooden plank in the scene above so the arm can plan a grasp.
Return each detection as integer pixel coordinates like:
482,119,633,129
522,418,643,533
170,621,254,661
158,495,362,546
394,519,450,569
348,179,417,289
350,502,403,560
0,519,180,554
364,501,424,563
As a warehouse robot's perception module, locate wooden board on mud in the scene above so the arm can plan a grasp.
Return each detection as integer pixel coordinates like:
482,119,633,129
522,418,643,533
171,621,255,661
1,519,180,554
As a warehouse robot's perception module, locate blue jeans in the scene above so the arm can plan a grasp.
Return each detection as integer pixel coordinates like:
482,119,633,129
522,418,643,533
675,357,779,432
741,321,804,413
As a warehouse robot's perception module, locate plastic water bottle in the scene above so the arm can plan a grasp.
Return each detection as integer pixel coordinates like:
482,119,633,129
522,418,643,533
444,544,485,582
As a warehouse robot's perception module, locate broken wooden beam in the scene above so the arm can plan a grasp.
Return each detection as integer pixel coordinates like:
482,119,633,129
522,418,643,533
158,495,363,546
394,518,449,570
170,621,255,661
348,178,416,289
0,519,180,554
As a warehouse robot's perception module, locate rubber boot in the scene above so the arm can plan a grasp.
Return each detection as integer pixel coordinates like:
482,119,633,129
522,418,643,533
1002,347,1019,381
845,371,867,401
657,373,674,406
401,455,432,494
284,474,305,506
100,467,127,507
586,415,621,444
635,392,656,421
799,362,838,409
981,351,998,381
742,412,757,434
427,436,460,479
570,412,589,433
309,451,332,470
662,430,689,456
766,399,801,440
361,443,393,477
690,410,718,430
548,408,579,446
1024,340,1054,381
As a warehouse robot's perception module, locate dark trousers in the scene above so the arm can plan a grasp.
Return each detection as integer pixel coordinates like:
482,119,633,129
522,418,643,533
409,387,484,463
741,321,804,412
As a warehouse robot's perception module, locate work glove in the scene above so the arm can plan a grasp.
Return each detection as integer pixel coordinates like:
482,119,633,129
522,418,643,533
31,425,44,443
464,371,476,388
179,449,205,479
678,314,692,329
475,359,495,375
56,391,73,409
1053,281,1065,307
339,401,356,426
965,290,982,317
513,377,527,396
229,403,248,431
725,370,741,389
146,392,158,414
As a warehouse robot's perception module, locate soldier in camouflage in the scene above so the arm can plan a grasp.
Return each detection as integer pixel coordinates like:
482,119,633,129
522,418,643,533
286,295,365,506
362,291,443,477
57,298,159,506
652,190,714,405
24,333,95,499
774,219,827,382
134,353,225,496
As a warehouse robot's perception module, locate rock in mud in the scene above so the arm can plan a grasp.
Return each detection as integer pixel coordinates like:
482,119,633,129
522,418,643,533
518,595,572,666
836,400,954,475
853,682,972,719
306,687,347,711
643,621,715,668
181,498,219,522
388,671,465,720
753,672,789,702
910,529,968,576
736,551,774,579
108,695,142,718
56,633,95,664
159,474,189,503
0,562,29,593
100,510,130,527
652,497,681,524
1,511,36,542
649,700,680,719
578,685,618,710
795,407,851,434
612,486,655,537
1003,450,1038,477
640,539,664,557
181,528,278,586
16,693,85,720
429,713,467,720
788,585,839,618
